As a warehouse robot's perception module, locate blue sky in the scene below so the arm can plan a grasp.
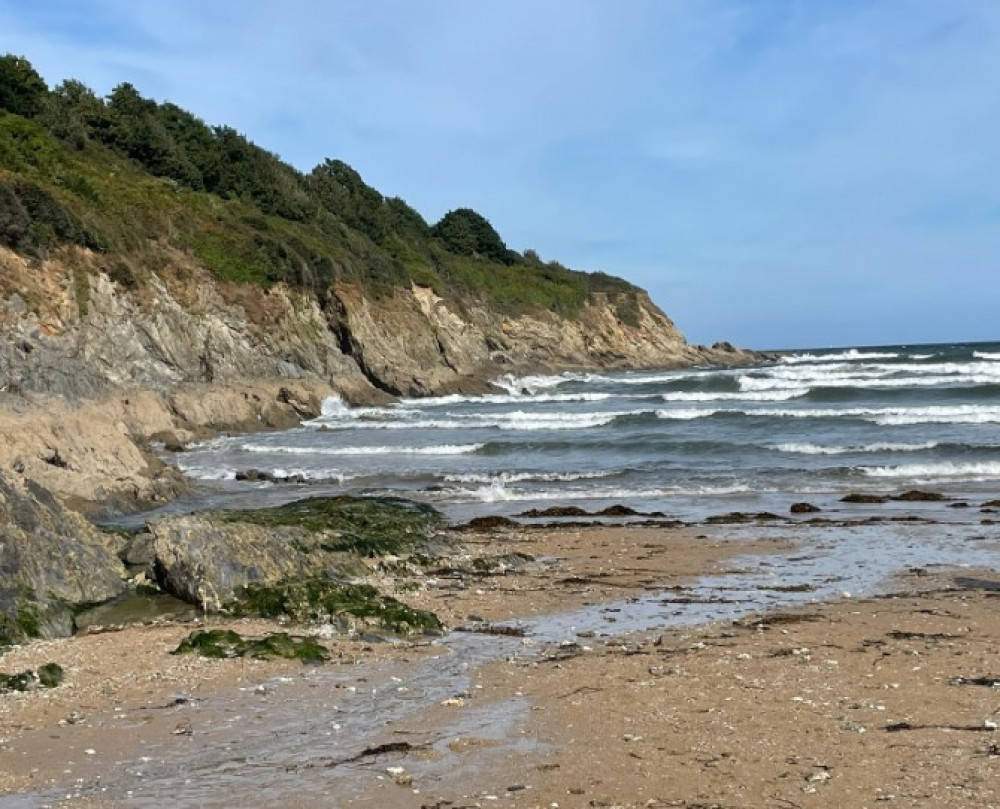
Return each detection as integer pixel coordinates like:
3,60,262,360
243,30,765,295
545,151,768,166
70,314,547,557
1,0,998,349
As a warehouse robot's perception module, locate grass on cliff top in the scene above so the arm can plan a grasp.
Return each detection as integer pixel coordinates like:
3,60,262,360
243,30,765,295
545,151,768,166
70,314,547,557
227,579,442,635
213,495,444,557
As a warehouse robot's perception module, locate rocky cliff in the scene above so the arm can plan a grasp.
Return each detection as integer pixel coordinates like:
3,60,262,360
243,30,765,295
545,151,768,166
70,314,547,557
1,246,743,401
0,245,750,509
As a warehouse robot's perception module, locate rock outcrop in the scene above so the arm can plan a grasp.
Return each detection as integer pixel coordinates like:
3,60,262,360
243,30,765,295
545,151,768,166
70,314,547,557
0,473,127,643
149,515,359,611
331,283,745,397
148,496,444,612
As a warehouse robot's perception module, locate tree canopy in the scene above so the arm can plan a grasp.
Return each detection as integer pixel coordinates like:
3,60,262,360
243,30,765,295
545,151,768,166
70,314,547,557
0,55,48,119
431,208,515,265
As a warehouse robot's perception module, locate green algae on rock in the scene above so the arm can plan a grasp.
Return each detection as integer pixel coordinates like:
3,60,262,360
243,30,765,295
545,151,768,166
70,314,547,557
0,661,64,692
172,629,329,663
214,495,444,557
149,495,449,613
228,579,443,635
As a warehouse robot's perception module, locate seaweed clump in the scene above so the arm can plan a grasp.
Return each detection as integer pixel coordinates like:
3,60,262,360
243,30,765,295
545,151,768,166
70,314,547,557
214,496,443,557
228,579,442,635
0,661,64,692
172,629,329,663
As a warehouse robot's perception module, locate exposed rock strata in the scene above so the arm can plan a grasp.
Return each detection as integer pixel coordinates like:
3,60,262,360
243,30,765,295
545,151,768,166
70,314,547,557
0,473,127,643
0,379,353,511
331,283,745,396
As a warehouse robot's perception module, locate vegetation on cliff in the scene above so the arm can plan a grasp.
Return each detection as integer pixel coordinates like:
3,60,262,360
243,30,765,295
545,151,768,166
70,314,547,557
0,54,639,317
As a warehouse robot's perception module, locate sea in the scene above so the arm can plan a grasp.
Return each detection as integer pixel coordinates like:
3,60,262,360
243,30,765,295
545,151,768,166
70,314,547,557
170,340,1000,523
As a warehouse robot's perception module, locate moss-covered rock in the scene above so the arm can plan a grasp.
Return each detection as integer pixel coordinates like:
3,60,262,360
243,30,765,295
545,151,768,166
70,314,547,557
228,579,442,635
149,496,446,612
36,661,64,687
172,629,329,663
214,495,443,557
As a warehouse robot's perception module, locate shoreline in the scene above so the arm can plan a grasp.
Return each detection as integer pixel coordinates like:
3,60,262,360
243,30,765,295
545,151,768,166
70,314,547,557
1,518,997,807
0,346,761,515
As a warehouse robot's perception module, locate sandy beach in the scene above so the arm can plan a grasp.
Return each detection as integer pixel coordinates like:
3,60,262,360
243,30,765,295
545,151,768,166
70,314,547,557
1,520,997,809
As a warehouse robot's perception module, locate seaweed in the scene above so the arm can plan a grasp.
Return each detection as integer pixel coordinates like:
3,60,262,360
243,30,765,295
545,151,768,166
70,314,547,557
214,495,443,557
0,661,64,692
228,579,442,635
172,629,329,663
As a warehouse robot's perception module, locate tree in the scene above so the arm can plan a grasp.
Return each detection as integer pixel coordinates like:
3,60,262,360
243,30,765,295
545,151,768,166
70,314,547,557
431,208,514,264
35,79,107,150
309,159,389,244
0,55,48,118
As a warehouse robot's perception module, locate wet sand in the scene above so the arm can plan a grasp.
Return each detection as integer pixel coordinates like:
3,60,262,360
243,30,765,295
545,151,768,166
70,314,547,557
0,523,997,808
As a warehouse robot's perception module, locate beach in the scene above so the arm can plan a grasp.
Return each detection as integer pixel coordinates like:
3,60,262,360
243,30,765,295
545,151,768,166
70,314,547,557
1,516,997,808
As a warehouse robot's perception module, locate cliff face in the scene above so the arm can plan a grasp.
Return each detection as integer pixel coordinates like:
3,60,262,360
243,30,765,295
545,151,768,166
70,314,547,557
333,283,737,396
0,246,746,401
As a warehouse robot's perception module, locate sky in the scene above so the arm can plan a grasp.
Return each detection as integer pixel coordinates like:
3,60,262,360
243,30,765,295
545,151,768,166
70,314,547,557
1,0,998,349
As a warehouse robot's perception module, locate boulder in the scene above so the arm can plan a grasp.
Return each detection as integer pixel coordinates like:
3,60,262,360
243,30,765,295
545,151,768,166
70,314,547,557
892,490,946,502
840,493,889,504
149,496,444,612
0,474,127,644
790,502,821,514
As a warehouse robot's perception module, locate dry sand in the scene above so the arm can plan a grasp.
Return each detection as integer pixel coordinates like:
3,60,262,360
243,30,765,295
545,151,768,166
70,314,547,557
0,524,997,808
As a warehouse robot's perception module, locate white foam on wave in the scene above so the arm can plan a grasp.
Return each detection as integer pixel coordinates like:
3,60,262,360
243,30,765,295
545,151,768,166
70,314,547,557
444,469,616,485
400,391,614,407
872,406,1000,426
239,442,484,456
493,372,586,395
651,404,1000,425
739,361,1000,392
776,441,940,456
661,389,806,403
319,395,352,418
974,351,1000,361
780,349,900,364
861,461,1000,479
457,481,753,504
305,396,393,426
755,405,1000,426
309,409,636,431
655,408,722,420
175,461,354,483
268,468,353,483
175,462,237,481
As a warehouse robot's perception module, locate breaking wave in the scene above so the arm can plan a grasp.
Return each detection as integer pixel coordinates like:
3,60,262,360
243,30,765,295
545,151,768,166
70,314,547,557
861,462,1000,479
239,442,485,456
